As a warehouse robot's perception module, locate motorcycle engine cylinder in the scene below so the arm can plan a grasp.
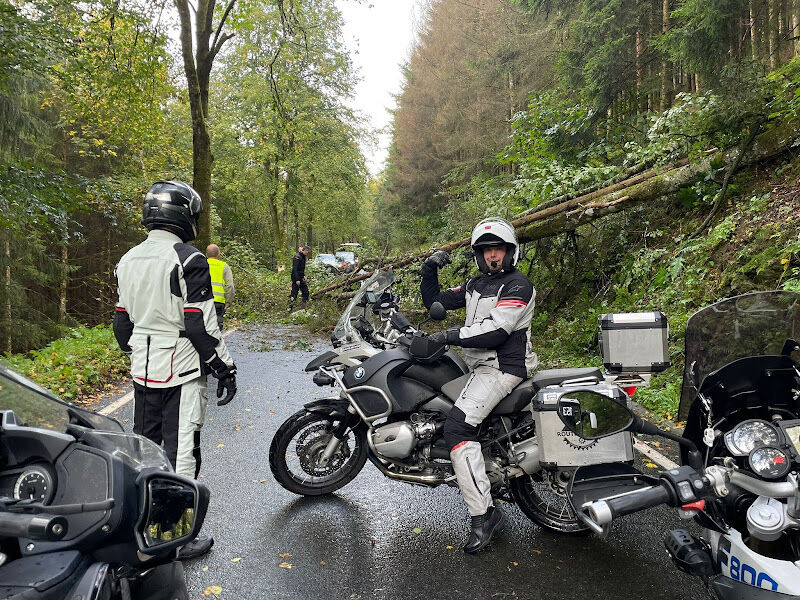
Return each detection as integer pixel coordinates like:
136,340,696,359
372,422,416,459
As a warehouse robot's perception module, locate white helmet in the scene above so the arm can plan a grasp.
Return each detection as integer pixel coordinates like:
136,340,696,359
470,217,519,274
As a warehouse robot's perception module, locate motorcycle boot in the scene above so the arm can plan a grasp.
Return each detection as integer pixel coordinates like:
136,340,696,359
177,535,214,560
463,505,506,554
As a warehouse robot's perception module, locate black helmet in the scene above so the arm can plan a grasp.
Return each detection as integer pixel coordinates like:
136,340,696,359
141,180,201,242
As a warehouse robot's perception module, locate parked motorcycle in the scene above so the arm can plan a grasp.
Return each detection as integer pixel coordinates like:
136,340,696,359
559,290,800,598
270,276,670,533
0,362,210,600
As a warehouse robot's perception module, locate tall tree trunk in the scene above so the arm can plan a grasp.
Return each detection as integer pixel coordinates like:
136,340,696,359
770,0,780,68
174,0,236,250
59,246,68,324
293,204,299,250
661,0,673,110
793,0,799,56
750,0,758,59
4,237,10,354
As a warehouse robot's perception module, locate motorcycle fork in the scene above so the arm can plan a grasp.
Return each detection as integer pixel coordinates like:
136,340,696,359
319,406,359,465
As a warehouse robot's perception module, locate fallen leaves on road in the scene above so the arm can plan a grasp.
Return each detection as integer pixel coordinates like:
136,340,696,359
231,557,242,563
202,566,209,572
320,561,326,566
645,462,658,469
217,443,225,448
412,527,422,534
279,562,293,569
279,553,292,559
202,585,223,597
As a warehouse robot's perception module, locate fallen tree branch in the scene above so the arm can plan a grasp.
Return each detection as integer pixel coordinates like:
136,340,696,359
312,119,799,298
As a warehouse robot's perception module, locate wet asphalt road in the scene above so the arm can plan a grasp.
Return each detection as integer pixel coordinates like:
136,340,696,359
103,324,707,600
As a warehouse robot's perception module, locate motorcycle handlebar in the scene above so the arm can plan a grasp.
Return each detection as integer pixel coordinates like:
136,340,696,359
587,484,673,525
0,512,68,541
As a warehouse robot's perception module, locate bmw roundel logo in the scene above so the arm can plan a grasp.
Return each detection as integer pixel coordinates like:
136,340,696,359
354,367,365,379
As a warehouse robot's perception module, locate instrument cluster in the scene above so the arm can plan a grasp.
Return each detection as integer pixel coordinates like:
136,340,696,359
723,419,800,480
0,463,56,504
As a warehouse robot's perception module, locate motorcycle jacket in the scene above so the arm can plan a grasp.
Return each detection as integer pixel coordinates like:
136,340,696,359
291,251,307,282
421,268,537,379
113,229,234,388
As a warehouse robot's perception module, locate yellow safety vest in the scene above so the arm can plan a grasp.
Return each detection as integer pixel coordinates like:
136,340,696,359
207,258,227,304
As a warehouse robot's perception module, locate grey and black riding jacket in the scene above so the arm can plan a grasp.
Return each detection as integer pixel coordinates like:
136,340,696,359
112,229,234,388
421,268,538,379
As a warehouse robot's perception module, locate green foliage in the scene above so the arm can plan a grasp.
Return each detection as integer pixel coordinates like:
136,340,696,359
212,0,368,263
3,325,127,403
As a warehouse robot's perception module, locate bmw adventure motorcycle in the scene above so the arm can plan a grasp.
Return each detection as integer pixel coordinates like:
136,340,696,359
270,272,665,533
0,362,210,599
559,291,800,599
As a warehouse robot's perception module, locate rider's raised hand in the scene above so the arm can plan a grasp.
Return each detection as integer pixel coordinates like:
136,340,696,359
420,250,451,275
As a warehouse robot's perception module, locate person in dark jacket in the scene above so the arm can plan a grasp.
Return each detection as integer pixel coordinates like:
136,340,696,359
289,245,311,309
420,217,537,554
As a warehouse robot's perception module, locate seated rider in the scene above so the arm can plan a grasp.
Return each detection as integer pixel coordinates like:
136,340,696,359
420,217,538,553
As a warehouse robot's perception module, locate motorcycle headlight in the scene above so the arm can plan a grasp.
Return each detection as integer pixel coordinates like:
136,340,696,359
748,446,792,480
724,420,780,456
134,470,210,555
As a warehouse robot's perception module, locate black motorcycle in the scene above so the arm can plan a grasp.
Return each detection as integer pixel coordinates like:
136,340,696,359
270,301,645,533
0,362,210,600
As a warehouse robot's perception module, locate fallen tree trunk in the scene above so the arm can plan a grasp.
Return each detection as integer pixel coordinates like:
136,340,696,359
313,120,799,298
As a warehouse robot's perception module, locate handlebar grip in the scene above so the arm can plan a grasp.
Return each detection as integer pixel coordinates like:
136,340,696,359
0,512,68,541
606,484,672,519
588,484,673,524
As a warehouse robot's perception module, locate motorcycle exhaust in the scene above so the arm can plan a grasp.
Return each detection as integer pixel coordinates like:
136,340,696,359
366,451,450,487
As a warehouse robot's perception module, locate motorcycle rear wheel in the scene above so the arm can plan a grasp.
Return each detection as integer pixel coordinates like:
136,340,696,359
269,409,367,496
510,470,589,534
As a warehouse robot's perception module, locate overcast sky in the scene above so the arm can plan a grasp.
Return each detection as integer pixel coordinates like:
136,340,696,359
335,0,423,176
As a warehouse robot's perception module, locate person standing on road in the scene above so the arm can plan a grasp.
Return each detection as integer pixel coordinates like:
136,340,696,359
112,180,238,560
206,244,235,329
289,245,311,310
419,217,537,554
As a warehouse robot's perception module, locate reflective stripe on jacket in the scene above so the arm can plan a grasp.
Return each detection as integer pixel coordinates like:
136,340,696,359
208,258,227,304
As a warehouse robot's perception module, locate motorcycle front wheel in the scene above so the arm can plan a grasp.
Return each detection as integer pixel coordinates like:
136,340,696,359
510,470,588,534
269,409,368,496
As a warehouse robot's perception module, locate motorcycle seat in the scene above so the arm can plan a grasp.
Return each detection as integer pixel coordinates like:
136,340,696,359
531,367,603,389
491,379,538,415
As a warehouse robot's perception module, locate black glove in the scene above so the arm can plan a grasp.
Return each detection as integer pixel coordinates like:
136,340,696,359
419,250,451,275
428,327,460,346
216,373,237,406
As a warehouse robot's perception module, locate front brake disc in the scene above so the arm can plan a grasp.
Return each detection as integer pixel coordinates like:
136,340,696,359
296,423,351,476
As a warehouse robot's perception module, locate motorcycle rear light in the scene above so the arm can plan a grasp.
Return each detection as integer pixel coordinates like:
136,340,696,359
624,386,637,397
664,529,715,578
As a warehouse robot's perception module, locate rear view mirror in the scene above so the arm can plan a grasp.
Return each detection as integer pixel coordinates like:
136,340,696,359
429,302,447,321
557,391,633,439
135,472,210,555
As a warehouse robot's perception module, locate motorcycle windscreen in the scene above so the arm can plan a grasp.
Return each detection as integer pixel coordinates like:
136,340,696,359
332,268,395,343
679,291,800,421
567,463,659,526
0,362,123,432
